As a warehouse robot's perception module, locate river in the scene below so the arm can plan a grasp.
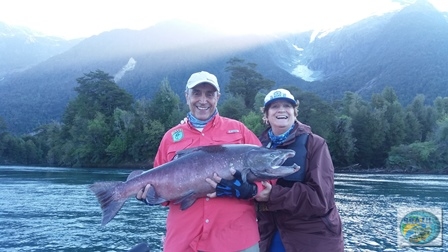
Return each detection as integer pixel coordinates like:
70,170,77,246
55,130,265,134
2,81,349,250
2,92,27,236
0,166,446,251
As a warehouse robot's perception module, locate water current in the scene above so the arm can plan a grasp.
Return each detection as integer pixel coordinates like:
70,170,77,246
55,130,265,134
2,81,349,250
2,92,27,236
0,166,446,251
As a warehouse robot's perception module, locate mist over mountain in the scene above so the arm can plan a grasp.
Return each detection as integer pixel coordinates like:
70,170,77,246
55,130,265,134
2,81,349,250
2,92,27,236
0,0,447,135
0,22,80,76
298,0,448,103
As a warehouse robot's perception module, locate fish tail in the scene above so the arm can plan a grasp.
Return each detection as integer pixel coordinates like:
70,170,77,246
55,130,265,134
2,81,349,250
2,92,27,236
89,181,126,226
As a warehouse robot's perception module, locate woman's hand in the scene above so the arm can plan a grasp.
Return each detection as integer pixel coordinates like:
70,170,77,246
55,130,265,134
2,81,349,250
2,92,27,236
254,181,272,202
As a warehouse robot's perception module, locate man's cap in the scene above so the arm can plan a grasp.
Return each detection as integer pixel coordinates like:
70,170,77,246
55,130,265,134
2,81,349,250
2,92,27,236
264,88,296,107
186,71,220,92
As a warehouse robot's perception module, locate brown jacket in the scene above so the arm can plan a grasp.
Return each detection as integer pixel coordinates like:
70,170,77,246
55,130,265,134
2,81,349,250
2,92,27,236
257,122,344,252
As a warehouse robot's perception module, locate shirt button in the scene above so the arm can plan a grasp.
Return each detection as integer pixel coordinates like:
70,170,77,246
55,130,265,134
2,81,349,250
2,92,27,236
206,198,209,201
205,219,209,223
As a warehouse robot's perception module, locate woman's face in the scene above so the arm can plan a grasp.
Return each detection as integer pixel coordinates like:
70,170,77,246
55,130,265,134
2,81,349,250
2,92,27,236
185,83,220,120
266,100,296,135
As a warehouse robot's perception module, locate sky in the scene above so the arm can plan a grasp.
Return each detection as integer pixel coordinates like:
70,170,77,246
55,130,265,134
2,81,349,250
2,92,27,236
1,0,447,40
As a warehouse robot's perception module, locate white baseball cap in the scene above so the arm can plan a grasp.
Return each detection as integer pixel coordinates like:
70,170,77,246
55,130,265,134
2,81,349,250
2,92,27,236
264,88,296,107
186,71,220,92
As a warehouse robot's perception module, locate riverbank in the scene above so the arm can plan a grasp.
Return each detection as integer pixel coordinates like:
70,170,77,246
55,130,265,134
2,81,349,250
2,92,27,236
335,164,448,174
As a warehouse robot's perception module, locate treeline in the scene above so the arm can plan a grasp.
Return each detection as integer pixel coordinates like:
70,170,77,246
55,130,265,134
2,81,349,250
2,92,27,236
0,58,447,173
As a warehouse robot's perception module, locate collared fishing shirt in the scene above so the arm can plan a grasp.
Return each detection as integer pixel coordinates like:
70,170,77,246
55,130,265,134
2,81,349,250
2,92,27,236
153,114,262,252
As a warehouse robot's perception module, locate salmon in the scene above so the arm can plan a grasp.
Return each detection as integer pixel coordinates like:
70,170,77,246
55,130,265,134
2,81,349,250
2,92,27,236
90,144,299,225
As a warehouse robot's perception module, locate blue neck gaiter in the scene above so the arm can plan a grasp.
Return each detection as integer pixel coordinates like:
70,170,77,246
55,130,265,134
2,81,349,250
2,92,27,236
268,124,295,148
187,109,218,130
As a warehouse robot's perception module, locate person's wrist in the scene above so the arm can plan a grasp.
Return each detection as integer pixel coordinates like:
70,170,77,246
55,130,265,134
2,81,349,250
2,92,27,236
251,184,258,198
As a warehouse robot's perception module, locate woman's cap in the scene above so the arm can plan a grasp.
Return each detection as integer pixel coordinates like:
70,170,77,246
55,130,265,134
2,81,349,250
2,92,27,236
186,71,220,92
264,88,296,107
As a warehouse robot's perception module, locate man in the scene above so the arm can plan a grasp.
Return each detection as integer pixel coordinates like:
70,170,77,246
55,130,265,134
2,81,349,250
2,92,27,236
137,71,261,252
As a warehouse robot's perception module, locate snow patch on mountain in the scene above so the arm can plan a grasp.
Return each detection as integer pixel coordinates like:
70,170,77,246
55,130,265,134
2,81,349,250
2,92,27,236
114,57,136,82
292,44,304,52
291,64,322,82
310,28,339,43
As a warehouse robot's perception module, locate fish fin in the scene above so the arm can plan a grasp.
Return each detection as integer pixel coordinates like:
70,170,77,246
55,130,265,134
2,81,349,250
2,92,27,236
89,181,126,226
198,145,226,153
179,196,197,210
145,186,168,205
127,170,144,181
172,190,197,210
174,145,229,159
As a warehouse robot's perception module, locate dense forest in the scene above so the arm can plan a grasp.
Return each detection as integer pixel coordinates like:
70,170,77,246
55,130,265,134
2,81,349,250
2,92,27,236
1,59,447,173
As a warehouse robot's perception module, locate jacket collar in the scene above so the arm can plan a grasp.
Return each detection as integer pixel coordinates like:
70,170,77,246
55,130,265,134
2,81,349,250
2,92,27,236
260,121,311,147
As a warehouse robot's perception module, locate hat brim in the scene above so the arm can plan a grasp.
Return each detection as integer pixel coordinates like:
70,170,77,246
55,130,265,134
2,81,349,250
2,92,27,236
264,97,296,107
186,81,219,92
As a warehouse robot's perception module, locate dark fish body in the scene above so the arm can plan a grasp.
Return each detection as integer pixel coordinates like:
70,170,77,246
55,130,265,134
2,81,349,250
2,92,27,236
90,144,299,225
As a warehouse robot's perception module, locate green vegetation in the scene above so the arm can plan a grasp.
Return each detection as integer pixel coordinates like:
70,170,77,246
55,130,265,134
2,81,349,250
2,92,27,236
1,61,447,173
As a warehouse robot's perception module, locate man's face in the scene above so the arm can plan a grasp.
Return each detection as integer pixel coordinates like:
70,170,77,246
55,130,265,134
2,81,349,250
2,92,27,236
185,83,220,120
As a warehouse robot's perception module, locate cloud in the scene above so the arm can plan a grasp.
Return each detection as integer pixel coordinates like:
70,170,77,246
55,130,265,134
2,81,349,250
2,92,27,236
2,0,444,40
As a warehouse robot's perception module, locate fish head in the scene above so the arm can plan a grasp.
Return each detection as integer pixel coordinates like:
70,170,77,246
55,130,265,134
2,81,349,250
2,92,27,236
245,147,300,180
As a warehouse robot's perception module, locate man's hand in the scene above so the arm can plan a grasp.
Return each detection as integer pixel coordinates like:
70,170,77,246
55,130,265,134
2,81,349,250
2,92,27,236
206,168,257,199
136,184,152,204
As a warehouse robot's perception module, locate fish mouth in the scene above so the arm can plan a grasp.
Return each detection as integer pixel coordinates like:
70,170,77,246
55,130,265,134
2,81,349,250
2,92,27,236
271,150,295,168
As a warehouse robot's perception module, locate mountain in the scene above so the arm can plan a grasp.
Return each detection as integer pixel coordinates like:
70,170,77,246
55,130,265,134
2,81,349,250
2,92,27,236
298,0,448,103
0,20,304,134
0,22,80,76
0,0,447,135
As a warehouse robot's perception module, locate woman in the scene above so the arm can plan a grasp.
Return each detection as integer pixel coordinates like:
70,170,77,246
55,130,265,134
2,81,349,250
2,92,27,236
254,88,344,252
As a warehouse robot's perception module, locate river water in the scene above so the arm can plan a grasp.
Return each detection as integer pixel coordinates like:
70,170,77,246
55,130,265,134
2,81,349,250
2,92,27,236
0,166,446,252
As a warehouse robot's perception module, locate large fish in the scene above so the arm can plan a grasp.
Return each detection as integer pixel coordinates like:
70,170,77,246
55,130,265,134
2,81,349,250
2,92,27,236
90,144,300,225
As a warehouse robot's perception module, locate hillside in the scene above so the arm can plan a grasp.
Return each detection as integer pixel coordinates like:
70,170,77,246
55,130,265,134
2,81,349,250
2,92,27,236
0,1,447,134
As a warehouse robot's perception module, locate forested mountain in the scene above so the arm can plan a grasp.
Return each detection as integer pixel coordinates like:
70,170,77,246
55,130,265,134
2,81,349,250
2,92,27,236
0,0,447,135
299,0,448,103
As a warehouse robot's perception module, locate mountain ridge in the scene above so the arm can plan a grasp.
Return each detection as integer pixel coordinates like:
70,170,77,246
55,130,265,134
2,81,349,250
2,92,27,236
0,0,447,134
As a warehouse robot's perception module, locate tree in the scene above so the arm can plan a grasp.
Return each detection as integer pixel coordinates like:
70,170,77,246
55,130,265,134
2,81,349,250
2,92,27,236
371,87,406,157
403,111,422,144
129,99,167,165
433,96,448,120
407,94,436,142
63,70,134,125
54,70,135,167
434,116,448,144
0,117,7,158
241,111,264,136
292,89,335,139
106,108,136,163
225,57,275,109
219,95,248,121
149,78,183,129
328,115,356,167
